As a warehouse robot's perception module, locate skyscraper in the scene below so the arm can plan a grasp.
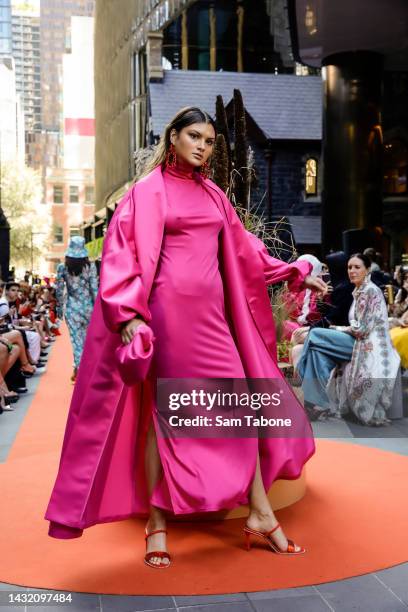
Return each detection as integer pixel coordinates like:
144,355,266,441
45,15,95,270
0,57,25,164
11,2,41,133
40,0,94,133
0,0,12,57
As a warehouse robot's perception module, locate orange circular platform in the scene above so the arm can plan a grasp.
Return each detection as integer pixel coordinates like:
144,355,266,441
1,327,407,594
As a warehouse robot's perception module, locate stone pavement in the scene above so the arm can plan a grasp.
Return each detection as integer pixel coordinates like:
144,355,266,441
1,365,407,611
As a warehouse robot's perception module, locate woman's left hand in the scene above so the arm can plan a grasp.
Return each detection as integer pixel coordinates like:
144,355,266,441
399,311,408,327
303,275,328,295
291,326,310,345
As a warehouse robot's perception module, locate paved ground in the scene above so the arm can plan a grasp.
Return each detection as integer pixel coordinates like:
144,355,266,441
1,358,408,611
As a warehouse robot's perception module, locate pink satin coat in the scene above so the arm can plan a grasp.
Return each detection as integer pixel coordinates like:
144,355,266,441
44,166,314,539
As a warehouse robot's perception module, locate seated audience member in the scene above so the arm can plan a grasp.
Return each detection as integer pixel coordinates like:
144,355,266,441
290,251,354,367
364,247,393,291
363,247,380,272
296,253,400,425
390,315,408,369
0,274,59,409
0,303,22,410
388,272,408,369
282,254,326,341
4,281,54,372
0,302,37,376
5,282,44,366
389,272,408,321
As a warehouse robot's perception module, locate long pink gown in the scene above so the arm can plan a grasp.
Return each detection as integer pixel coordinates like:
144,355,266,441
44,164,314,538
149,165,245,378
147,165,258,513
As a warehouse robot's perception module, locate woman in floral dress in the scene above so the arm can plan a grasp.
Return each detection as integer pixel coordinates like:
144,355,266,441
56,236,99,382
297,253,400,425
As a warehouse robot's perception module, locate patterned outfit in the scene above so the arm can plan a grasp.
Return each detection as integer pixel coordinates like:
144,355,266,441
298,278,400,425
56,263,99,368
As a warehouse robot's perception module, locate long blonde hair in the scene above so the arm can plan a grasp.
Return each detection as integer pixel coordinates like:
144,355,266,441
138,106,217,180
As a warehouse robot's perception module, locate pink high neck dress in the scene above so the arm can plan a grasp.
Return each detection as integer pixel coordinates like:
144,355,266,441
147,164,257,514
149,163,245,379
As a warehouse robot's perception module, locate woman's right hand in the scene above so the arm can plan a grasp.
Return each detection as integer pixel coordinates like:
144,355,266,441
120,317,147,345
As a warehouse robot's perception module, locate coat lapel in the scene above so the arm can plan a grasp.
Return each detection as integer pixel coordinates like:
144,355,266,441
132,166,167,298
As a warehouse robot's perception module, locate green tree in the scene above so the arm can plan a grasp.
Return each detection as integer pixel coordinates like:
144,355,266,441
1,161,51,273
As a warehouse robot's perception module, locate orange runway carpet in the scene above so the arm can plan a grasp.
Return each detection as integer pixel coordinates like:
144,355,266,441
1,326,408,594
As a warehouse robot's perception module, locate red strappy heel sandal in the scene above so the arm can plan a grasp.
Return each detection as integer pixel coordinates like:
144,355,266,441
243,523,306,555
144,529,171,569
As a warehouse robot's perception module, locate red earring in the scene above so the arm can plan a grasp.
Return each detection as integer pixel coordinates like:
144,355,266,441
165,143,177,168
199,161,211,179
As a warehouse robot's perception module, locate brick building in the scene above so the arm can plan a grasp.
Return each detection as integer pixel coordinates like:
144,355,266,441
45,16,95,272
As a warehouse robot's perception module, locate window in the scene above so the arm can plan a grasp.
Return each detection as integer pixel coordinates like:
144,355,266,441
53,225,63,244
0,38,10,53
384,139,408,195
131,50,148,152
69,227,80,237
0,22,10,37
84,225,92,243
162,0,287,74
53,184,63,203
305,158,318,196
85,185,94,203
162,16,182,69
69,185,79,203
132,49,147,98
187,2,210,70
0,7,10,20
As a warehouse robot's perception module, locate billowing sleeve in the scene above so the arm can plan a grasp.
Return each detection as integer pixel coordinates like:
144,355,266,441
88,261,99,304
55,263,65,319
217,189,311,291
245,230,311,291
99,189,151,333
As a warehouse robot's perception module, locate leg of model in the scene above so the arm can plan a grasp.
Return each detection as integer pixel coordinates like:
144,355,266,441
144,421,170,566
247,452,303,553
66,315,82,381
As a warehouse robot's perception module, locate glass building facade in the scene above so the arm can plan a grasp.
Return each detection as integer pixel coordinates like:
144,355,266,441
0,0,11,57
40,0,94,132
11,11,41,132
162,0,291,74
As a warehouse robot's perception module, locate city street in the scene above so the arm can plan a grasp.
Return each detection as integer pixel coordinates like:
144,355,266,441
1,0,408,609
1,329,408,611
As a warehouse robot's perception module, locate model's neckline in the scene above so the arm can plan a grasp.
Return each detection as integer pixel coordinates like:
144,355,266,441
164,162,197,181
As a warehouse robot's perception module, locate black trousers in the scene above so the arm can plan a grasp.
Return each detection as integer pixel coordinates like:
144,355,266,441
5,360,26,392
